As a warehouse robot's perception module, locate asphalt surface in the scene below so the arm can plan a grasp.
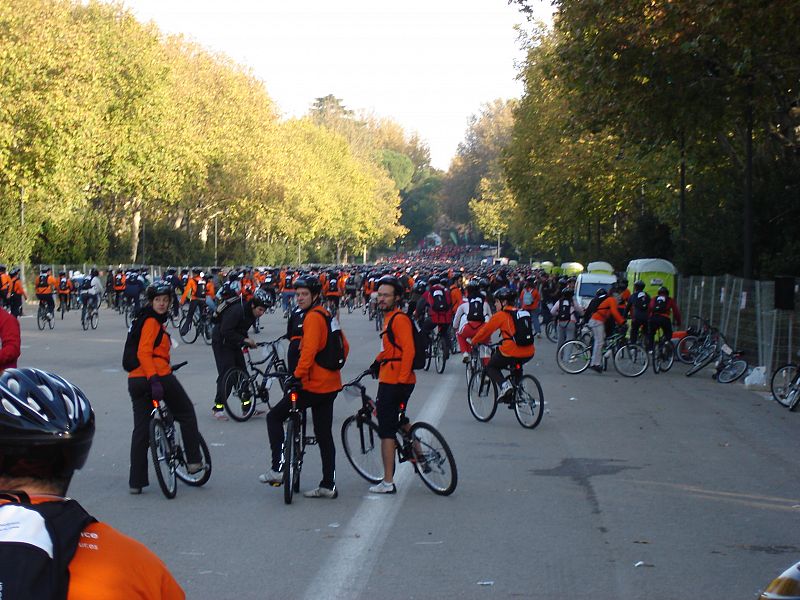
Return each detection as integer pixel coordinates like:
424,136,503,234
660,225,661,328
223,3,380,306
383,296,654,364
15,303,800,599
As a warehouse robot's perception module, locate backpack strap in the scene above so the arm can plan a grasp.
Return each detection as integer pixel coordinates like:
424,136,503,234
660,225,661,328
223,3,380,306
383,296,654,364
381,311,409,361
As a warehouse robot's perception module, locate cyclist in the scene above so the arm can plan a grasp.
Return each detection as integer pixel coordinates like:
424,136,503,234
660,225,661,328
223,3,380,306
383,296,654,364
79,268,104,323
323,270,342,309
7,267,26,317
261,276,348,499
0,265,9,310
0,368,186,598
128,283,204,494
112,269,126,308
647,286,682,350
421,276,452,359
179,268,204,336
162,267,182,318
585,287,626,373
56,270,73,314
469,287,535,400
210,290,268,420
35,267,56,319
519,276,542,337
123,269,144,313
550,287,584,349
626,280,650,346
452,280,491,362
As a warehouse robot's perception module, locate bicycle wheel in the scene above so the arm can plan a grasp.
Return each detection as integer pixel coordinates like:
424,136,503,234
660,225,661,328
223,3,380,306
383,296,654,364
176,432,212,486
434,337,447,374
149,419,177,499
90,310,99,330
202,321,213,345
675,335,699,364
47,310,54,329
514,375,544,429
771,364,799,407
658,340,674,372
556,340,590,374
179,315,198,344
60,302,66,320
341,415,383,483
409,422,457,496
124,305,132,328
545,321,557,343
467,370,497,422
283,418,298,504
686,346,716,377
717,358,748,384
613,343,649,377
37,306,46,330
81,310,89,331
222,368,257,422
424,341,432,371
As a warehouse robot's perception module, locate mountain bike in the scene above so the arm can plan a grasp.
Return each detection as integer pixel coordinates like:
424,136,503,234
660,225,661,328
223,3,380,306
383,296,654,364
685,330,747,383
424,327,448,374
222,338,289,421
149,362,212,499
467,344,544,429
80,297,99,331
651,331,674,374
280,386,316,505
36,299,54,331
341,371,457,496
556,328,648,377
771,359,800,410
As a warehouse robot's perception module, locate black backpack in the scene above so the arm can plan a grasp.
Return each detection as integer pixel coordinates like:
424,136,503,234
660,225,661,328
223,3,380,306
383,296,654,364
635,292,650,313
583,295,603,322
384,311,429,370
0,492,96,600
556,299,572,322
122,313,166,372
466,297,485,322
508,309,534,346
37,273,48,288
211,295,242,324
80,278,91,291
196,279,207,298
311,309,346,371
430,288,448,313
653,295,668,314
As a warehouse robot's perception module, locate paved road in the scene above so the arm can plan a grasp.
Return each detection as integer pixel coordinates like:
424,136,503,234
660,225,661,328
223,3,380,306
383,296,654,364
16,305,799,599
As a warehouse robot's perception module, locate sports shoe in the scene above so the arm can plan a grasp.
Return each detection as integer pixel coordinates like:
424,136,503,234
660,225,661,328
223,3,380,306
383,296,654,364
497,381,514,401
258,469,283,484
186,463,204,474
129,487,143,495
253,407,266,416
212,409,228,421
303,486,338,499
369,481,397,494
461,352,470,363
590,365,603,373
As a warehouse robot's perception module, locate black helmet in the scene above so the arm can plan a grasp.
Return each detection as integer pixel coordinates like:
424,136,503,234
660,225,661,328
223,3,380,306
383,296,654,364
427,276,441,287
493,287,515,302
90,268,99,278
634,280,645,291
192,267,202,275
294,276,322,295
413,280,427,293
0,369,95,479
146,283,172,301
525,276,536,286
595,288,608,298
166,267,176,275
562,288,574,299
377,275,404,297
466,280,480,292
251,289,269,308
478,277,490,289
9,267,19,277
658,286,669,296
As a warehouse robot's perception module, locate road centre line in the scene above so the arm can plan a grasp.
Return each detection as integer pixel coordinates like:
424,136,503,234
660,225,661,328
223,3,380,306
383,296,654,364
302,373,457,600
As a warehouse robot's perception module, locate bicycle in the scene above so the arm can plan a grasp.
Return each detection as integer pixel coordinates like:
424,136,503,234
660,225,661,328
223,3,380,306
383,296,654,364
674,316,711,364
280,385,316,505
556,328,649,377
651,331,675,374
149,362,212,499
80,297,99,331
179,302,212,345
222,338,289,421
424,327,448,374
771,358,800,410
466,344,544,429
685,329,747,383
36,299,54,331
340,371,457,496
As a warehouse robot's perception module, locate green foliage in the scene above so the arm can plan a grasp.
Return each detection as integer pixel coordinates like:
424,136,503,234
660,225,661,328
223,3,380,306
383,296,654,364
380,149,414,191
399,169,444,243
31,210,110,264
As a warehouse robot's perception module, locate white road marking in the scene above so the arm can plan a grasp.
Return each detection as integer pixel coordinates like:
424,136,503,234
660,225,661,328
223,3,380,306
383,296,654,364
302,373,456,600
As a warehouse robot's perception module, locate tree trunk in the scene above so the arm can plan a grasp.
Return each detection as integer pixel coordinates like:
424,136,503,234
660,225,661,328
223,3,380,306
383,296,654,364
130,208,141,263
336,242,343,264
743,95,754,279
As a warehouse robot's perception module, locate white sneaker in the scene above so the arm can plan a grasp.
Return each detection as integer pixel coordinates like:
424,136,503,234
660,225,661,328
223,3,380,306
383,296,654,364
258,469,283,484
212,409,229,421
303,486,338,499
369,480,397,494
461,352,470,363
498,382,514,401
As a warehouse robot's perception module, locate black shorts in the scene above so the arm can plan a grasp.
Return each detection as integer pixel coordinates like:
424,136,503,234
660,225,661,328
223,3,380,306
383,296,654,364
375,382,414,439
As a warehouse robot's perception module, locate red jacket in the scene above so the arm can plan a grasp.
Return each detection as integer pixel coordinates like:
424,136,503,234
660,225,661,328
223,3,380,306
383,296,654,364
0,308,20,371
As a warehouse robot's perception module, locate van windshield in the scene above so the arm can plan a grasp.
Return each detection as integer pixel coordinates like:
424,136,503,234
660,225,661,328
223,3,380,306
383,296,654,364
578,282,611,298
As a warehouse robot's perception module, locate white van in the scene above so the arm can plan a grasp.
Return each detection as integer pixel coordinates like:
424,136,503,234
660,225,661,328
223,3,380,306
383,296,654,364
574,272,617,308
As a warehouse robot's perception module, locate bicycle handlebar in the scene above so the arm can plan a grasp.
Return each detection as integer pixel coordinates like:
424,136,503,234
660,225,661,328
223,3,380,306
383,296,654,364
171,361,188,372
343,370,372,387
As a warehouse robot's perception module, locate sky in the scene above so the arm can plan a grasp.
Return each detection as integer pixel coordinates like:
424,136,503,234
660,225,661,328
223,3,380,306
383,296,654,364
123,0,553,171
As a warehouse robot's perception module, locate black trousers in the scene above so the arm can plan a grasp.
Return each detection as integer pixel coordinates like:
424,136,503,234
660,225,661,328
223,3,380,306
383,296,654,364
181,299,203,333
36,293,54,314
212,343,247,409
485,351,531,388
128,374,203,489
266,390,337,490
648,315,673,348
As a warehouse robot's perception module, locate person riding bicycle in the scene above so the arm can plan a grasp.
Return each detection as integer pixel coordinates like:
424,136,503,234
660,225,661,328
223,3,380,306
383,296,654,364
0,265,10,310
163,267,182,318
128,283,204,494
421,276,452,359
179,268,206,336
35,267,57,319
79,268,104,323
0,368,186,598
323,270,342,308
56,270,73,314
626,280,650,346
123,269,144,313
367,276,417,494
261,276,348,499
647,286,682,350
452,280,491,362
469,286,535,400
585,287,626,373
210,289,268,420
112,269,126,308
7,268,26,317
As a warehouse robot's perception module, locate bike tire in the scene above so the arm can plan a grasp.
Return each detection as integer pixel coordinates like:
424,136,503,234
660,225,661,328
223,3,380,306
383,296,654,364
514,375,544,429
149,419,177,499
613,343,649,377
124,306,132,329
556,340,590,374
283,418,297,504
771,364,799,407
545,321,557,343
60,303,65,320
90,310,98,330
81,312,88,331
37,307,46,330
424,341,432,371
341,415,383,483
467,370,498,422
178,315,199,344
675,335,699,364
176,432,212,486
47,312,54,329
222,368,258,422
409,422,457,496
658,340,675,372
202,321,213,345
435,337,447,374
686,347,716,377
717,359,748,384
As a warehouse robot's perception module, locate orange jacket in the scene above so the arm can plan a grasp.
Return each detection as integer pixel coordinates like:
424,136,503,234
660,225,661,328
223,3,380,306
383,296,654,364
57,276,73,294
240,277,254,301
375,308,416,384
590,296,626,326
294,305,349,393
11,277,26,299
180,277,197,304
519,286,540,310
471,306,536,359
450,286,463,311
113,273,126,291
129,316,172,379
0,273,10,295
35,275,57,295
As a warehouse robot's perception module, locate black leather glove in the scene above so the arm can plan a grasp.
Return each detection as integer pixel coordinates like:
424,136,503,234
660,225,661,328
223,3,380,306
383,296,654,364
368,360,381,379
149,376,164,401
284,375,301,391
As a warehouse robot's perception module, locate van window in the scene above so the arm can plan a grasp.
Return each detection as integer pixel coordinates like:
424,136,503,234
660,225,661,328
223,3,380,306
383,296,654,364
578,281,612,298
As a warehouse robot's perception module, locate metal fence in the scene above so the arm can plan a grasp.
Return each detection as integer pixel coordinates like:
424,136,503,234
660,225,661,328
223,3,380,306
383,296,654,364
677,275,799,374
